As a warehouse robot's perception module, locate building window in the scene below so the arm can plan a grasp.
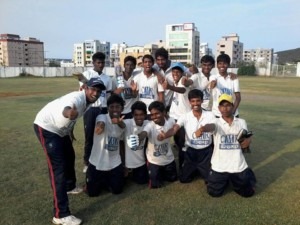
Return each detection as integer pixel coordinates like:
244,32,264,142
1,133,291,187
220,45,225,47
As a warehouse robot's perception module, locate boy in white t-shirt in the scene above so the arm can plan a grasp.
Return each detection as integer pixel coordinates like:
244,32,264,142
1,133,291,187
123,101,149,184
138,101,177,188
206,94,256,197
86,94,126,196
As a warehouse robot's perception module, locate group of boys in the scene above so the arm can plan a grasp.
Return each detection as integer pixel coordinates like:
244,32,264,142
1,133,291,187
34,48,256,225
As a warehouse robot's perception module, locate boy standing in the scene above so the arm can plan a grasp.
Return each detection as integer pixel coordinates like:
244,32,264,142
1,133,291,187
206,94,256,197
86,94,126,196
138,101,177,188
123,101,149,184
34,78,106,225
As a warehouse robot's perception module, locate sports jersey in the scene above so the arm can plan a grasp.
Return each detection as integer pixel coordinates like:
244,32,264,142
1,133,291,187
112,71,139,114
81,69,112,108
133,72,164,113
169,77,191,120
143,117,175,166
176,110,215,150
124,119,148,168
211,74,240,117
89,114,124,171
34,91,90,137
211,117,248,173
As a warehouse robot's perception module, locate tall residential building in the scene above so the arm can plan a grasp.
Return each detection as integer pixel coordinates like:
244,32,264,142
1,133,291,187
110,42,128,66
216,33,243,66
0,34,44,67
165,23,200,66
200,43,213,59
243,48,274,65
73,40,110,67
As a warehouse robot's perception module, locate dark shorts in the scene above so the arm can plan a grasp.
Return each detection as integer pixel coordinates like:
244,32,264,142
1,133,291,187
128,164,149,184
179,145,213,183
207,168,256,197
86,163,124,196
147,161,178,188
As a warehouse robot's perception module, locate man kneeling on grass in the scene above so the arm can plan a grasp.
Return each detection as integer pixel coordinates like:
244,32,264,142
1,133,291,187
198,94,256,197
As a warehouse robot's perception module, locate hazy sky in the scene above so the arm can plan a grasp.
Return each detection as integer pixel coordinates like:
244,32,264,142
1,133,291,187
1,0,299,58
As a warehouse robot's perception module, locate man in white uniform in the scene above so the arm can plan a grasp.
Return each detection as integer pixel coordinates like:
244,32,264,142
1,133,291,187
34,77,106,225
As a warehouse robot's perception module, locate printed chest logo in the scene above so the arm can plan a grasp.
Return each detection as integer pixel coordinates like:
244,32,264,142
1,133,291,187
105,136,119,151
219,134,240,150
140,87,154,99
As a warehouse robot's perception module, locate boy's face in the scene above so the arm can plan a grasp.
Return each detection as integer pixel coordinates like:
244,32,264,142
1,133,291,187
201,62,213,75
217,61,229,74
85,86,102,103
108,103,123,119
171,68,183,83
124,60,136,75
142,58,154,73
189,97,202,111
133,109,146,126
150,108,165,126
93,59,105,73
155,56,168,70
218,101,233,117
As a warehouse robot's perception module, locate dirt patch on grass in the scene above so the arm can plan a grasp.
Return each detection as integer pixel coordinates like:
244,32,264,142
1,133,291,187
0,92,49,97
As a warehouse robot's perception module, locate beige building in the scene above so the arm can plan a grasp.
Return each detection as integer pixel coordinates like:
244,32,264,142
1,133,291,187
0,34,44,67
216,33,243,66
166,23,200,66
243,48,274,65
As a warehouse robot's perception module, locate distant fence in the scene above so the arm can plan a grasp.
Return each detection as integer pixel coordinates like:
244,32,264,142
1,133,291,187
256,62,300,77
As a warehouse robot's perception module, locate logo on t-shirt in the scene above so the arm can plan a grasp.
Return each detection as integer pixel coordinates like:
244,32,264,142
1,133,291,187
153,143,168,156
140,86,154,99
106,136,119,151
191,132,211,146
219,134,240,150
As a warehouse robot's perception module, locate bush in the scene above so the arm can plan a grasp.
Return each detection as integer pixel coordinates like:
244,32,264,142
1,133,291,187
237,65,256,76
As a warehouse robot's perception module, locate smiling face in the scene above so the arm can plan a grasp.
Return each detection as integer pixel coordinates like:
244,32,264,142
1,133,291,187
93,59,105,73
108,103,123,119
133,109,146,126
217,61,229,76
172,68,183,83
155,56,168,70
85,86,102,103
150,108,165,126
201,62,213,76
189,97,203,112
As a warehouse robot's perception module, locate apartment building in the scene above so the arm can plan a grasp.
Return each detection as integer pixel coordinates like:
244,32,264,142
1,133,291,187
165,23,200,66
0,34,44,67
200,43,213,59
110,42,128,66
73,40,110,67
216,33,243,66
243,48,274,65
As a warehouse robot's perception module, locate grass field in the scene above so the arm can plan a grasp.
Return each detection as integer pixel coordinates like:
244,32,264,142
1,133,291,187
0,76,300,225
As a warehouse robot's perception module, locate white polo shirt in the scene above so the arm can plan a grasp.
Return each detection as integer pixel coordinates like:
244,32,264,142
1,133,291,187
124,119,148,168
89,114,124,171
34,91,90,137
211,74,240,117
133,72,164,113
177,110,215,150
211,117,248,173
81,69,113,108
143,117,175,166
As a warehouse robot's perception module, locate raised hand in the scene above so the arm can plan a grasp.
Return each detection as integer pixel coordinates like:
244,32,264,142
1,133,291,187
157,130,166,141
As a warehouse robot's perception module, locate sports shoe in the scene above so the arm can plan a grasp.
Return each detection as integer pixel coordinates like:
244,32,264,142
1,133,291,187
83,165,88,173
67,187,83,195
52,215,82,225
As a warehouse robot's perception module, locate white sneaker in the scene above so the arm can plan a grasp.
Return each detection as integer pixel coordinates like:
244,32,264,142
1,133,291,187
52,215,82,225
67,187,83,195
83,165,88,173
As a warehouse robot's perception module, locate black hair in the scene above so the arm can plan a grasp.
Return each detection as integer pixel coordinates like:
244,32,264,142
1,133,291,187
142,54,154,63
200,55,215,66
188,89,203,101
124,56,137,66
172,66,184,73
92,52,106,61
107,94,125,108
154,47,169,59
217,53,231,65
131,101,147,115
148,101,165,113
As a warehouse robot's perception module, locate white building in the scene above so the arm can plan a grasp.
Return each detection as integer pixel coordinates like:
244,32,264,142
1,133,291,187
243,48,274,65
165,23,200,66
110,42,128,66
200,43,213,60
216,33,243,66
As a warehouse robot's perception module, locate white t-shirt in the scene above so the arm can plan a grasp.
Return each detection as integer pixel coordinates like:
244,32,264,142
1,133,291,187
143,117,175,166
123,119,148,168
133,72,164,113
169,77,191,120
34,91,90,137
177,110,215,150
81,69,113,108
211,117,248,173
211,74,240,117
112,72,139,114
89,114,124,171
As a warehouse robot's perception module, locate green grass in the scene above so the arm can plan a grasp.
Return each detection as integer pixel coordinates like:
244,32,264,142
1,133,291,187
1,76,300,225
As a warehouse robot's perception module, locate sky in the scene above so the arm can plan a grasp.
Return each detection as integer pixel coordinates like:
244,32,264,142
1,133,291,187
1,0,299,59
